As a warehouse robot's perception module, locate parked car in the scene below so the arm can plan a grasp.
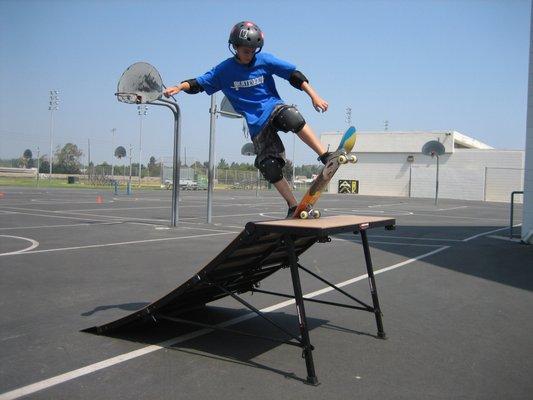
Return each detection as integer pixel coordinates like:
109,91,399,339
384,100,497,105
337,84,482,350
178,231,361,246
164,179,198,190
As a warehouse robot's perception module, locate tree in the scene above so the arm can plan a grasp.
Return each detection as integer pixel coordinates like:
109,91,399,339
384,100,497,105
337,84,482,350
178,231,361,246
218,158,229,169
55,143,83,174
282,159,294,182
147,156,160,177
39,157,50,173
19,149,33,168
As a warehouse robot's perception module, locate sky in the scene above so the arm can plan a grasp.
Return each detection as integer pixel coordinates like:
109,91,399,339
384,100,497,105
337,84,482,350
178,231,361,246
0,0,531,167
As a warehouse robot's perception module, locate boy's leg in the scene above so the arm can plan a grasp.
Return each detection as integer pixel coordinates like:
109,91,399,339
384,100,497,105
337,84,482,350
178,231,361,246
296,124,327,156
273,178,297,207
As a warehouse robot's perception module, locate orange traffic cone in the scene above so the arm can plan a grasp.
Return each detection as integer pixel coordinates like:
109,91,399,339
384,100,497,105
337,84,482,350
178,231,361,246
0,192,4,199
96,195,104,204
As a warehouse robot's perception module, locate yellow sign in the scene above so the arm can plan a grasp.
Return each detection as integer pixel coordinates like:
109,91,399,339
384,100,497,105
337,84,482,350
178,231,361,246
338,179,359,194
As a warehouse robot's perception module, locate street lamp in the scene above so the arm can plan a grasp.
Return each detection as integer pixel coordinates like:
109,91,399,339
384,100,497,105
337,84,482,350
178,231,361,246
137,105,147,187
48,90,59,179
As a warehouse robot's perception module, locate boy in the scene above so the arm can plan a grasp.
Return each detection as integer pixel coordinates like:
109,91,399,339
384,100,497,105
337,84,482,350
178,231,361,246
164,21,333,218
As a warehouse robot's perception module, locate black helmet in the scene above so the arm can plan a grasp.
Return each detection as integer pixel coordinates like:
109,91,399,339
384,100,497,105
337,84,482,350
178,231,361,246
228,21,264,50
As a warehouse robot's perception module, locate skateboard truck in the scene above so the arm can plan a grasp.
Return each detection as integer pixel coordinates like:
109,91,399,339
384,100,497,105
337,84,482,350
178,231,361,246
299,209,321,220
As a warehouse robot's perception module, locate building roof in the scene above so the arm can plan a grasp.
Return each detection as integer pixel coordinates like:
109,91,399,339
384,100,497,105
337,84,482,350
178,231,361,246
320,130,494,153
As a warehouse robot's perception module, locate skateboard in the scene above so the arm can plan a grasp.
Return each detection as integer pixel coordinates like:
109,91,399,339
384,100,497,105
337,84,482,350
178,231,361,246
293,126,357,219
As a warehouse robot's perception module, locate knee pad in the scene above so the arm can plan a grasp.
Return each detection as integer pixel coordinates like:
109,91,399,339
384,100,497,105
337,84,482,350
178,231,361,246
272,106,306,133
259,157,285,184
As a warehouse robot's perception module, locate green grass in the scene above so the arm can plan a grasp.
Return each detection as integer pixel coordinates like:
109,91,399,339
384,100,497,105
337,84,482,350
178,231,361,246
0,176,162,190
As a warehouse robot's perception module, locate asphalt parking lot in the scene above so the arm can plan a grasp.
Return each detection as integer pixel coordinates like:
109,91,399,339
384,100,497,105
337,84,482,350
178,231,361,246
0,187,531,399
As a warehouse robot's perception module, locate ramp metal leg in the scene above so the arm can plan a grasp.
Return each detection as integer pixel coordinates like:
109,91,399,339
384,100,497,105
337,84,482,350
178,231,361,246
360,230,387,339
285,235,319,386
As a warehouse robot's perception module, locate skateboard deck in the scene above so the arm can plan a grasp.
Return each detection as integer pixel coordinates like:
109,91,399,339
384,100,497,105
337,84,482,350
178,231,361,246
293,126,357,219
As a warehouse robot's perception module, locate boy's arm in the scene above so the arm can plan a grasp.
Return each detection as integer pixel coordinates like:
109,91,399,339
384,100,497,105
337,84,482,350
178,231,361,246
163,79,204,97
301,81,329,113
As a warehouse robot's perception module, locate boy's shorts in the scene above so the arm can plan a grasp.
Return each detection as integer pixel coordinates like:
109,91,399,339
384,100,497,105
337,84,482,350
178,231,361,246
252,105,286,169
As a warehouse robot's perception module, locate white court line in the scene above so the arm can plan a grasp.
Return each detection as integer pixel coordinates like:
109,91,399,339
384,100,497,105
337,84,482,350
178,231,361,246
437,206,468,211
0,245,449,400
333,237,444,248
0,222,118,231
411,212,507,222
0,235,39,256
487,235,522,243
365,234,462,242
462,225,521,242
367,202,406,208
0,232,236,257
0,207,112,223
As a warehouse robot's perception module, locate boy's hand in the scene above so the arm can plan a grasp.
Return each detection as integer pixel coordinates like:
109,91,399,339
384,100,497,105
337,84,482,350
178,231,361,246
163,86,181,98
312,96,328,113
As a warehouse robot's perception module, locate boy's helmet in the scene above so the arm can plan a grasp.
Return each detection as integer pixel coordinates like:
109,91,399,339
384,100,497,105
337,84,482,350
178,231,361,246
229,21,264,50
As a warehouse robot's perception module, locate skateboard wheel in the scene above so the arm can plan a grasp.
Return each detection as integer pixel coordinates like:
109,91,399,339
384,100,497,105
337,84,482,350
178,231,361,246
349,155,358,163
300,211,309,219
338,155,348,164
312,210,321,219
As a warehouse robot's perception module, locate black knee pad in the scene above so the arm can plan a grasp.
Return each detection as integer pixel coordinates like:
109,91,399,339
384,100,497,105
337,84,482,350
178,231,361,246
259,157,285,184
272,106,306,133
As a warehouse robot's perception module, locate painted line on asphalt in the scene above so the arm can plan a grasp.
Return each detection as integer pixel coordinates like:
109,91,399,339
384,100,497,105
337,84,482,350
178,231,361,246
462,224,521,242
0,232,236,257
0,222,119,231
0,245,449,400
367,202,406,208
0,235,39,256
437,206,468,211
333,237,444,248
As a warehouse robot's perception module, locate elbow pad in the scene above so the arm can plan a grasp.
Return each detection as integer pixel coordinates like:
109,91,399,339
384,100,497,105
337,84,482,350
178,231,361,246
289,70,309,90
181,79,204,94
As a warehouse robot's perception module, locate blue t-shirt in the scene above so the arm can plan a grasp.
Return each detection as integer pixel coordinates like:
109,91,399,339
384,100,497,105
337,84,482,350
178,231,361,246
196,52,296,138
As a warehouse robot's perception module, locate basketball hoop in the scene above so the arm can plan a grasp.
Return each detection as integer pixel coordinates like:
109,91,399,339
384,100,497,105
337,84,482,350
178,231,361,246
115,92,143,104
116,62,163,104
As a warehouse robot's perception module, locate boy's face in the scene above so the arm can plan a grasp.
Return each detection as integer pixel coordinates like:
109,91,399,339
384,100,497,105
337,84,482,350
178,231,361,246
235,46,256,64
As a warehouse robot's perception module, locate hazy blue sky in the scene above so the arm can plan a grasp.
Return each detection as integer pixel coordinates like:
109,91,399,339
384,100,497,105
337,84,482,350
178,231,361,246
0,0,530,166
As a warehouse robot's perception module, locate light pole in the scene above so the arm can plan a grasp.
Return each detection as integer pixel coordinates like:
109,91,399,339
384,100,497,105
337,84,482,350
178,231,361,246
137,105,147,187
48,90,59,180
36,146,40,187
111,128,116,177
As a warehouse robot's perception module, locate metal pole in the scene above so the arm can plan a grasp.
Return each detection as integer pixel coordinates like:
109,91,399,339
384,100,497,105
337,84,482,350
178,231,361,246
111,128,116,177
207,94,217,223
138,105,146,188
170,104,181,226
128,144,132,184
36,147,40,187
88,139,91,178
49,109,54,180
256,169,260,197
435,155,439,206
408,163,412,198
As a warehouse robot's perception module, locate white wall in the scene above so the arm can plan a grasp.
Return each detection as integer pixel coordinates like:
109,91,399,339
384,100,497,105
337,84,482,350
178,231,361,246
325,148,524,202
321,131,454,153
522,1,533,243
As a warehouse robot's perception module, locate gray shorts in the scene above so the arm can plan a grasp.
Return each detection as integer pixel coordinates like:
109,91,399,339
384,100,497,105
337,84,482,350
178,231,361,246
252,105,286,169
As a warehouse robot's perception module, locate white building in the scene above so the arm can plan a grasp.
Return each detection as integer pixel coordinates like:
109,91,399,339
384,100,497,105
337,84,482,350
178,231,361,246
321,130,524,202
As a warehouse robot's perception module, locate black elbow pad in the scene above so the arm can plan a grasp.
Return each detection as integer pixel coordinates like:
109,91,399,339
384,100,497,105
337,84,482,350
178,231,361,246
181,79,204,94
289,70,308,90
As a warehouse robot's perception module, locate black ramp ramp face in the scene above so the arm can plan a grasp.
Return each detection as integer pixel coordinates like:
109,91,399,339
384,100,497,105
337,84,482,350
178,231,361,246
84,225,316,334
83,215,395,384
